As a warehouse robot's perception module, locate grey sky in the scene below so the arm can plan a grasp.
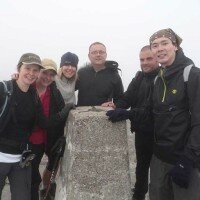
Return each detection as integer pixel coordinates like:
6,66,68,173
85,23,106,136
0,0,200,89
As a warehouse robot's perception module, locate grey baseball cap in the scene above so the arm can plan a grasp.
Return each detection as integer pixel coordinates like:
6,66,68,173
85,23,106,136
18,53,43,68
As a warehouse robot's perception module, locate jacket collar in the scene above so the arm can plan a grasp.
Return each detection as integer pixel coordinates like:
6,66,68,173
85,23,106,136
143,67,160,79
158,49,194,79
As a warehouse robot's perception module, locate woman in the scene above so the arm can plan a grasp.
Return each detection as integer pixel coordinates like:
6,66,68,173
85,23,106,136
55,52,79,104
41,52,79,197
29,58,66,200
0,53,72,200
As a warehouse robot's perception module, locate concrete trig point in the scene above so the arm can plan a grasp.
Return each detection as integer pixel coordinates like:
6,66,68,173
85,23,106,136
55,106,132,200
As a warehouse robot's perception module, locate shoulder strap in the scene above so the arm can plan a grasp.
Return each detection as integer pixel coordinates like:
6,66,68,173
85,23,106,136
133,71,143,99
0,81,8,117
183,64,193,82
135,71,143,80
0,80,13,133
0,81,13,117
135,71,143,88
154,64,193,84
6,80,13,95
154,75,158,85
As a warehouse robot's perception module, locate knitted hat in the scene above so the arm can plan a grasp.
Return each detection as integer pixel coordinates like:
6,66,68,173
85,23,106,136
60,52,79,68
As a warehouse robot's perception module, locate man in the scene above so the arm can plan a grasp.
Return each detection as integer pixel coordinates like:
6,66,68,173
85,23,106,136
76,42,124,106
106,45,159,200
149,28,200,200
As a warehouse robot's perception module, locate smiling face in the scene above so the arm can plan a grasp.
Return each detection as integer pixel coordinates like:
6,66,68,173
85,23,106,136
37,69,56,87
150,37,178,67
140,49,158,73
61,65,77,79
18,64,40,86
88,43,107,69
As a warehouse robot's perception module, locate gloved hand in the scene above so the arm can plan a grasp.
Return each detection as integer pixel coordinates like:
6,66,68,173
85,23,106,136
169,156,193,188
59,103,75,119
106,108,131,122
50,136,66,157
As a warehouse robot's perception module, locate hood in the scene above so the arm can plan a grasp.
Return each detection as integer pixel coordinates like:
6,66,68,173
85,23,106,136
82,60,121,74
159,49,194,79
105,60,121,73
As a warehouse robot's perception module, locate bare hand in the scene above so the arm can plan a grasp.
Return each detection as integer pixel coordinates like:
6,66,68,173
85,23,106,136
101,101,116,109
11,73,19,80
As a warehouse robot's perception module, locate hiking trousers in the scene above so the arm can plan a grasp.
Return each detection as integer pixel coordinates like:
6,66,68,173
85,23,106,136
133,131,153,199
31,144,44,200
149,155,200,200
0,162,31,200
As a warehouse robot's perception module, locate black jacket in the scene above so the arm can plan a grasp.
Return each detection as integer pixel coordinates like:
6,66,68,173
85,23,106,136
0,80,66,154
45,82,65,154
153,49,200,165
116,69,158,134
76,61,124,106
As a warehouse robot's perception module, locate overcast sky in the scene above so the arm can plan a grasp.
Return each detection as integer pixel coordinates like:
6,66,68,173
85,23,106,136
0,0,200,89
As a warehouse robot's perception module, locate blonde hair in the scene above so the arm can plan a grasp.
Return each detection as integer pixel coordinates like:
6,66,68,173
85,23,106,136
57,67,77,81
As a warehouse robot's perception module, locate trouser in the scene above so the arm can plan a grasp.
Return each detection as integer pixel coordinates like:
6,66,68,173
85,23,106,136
133,131,153,199
0,162,31,200
31,143,60,200
149,155,200,200
31,144,45,200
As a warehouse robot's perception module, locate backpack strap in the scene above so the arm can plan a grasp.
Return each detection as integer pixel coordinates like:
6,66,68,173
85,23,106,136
135,71,143,83
154,75,158,85
133,71,143,100
154,64,193,85
0,81,8,117
0,80,13,133
183,64,193,82
6,80,13,95
0,81,13,117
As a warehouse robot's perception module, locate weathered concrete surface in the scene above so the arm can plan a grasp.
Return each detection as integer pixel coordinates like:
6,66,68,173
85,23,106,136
55,106,132,200
2,112,151,200
2,122,150,200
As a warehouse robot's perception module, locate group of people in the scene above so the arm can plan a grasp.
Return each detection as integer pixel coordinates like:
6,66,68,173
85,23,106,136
0,41,123,200
0,28,199,200
106,28,200,200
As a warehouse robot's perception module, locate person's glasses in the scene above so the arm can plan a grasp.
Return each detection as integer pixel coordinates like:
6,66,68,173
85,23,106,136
90,50,106,55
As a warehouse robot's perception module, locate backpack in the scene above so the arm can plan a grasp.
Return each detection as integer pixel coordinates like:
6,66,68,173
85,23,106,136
0,80,13,133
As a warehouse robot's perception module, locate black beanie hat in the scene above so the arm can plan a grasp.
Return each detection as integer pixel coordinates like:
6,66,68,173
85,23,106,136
60,52,79,68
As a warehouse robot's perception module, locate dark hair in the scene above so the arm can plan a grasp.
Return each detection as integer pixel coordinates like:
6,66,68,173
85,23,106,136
17,63,23,71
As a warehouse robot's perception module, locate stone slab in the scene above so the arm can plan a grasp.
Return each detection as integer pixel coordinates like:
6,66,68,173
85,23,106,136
55,106,132,200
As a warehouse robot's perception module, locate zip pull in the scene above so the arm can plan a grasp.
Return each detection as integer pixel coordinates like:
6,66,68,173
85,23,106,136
160,69,167,102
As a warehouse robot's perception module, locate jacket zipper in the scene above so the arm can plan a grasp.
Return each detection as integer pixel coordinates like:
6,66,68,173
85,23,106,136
160,69,166,102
